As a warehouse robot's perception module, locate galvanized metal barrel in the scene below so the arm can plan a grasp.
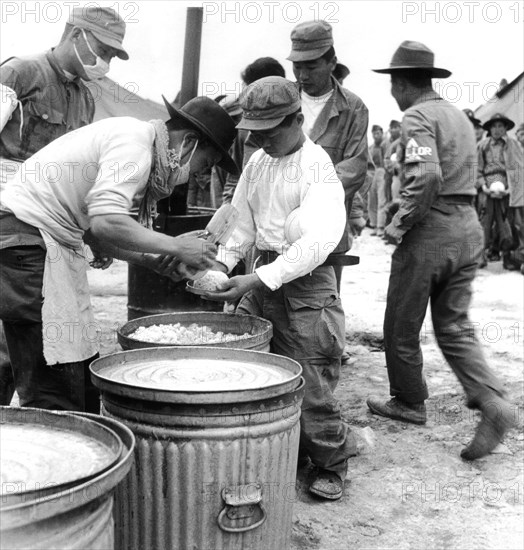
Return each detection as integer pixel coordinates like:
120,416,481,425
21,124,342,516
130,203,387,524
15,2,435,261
127,211,222,320
117,312,273,352
90,347,304,550
0,407,135,550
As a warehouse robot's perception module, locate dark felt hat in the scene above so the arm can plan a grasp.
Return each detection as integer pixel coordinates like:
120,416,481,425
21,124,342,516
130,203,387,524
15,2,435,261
373,40,451,78
162,96,239,175
482,112,515,131
462,109,482,128
333,63,350,81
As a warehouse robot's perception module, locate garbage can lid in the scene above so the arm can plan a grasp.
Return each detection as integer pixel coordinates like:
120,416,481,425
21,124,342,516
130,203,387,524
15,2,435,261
0,408,122,503
91,347,302,404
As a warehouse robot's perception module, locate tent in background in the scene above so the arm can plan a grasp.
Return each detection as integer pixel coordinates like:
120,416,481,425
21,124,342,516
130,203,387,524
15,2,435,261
85,77,168,122
475,72,523,136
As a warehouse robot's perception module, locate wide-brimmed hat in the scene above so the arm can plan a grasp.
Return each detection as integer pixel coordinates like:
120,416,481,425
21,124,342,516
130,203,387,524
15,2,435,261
333,63,350,82
482,112,515,131
68,6,128,60
287,20,334,62
463,109,482,128
237,76,301,131
162,96,239,175
373,40,451,78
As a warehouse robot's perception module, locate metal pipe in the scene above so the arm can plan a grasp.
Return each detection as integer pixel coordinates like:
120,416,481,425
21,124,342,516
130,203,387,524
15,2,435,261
179,7,203,106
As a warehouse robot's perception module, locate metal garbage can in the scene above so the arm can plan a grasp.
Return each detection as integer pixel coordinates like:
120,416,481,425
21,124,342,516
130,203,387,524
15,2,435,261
90,347,304,550
0,407,135,550
127,210,221,320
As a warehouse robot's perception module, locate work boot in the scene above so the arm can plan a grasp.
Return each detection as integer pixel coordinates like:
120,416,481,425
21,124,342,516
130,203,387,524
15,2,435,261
309,468,344,500
461,397,515,460
367,396,427,425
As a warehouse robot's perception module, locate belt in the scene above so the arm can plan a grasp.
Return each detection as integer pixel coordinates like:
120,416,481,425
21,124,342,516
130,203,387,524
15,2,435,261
436,195,475,205
258,250,360,267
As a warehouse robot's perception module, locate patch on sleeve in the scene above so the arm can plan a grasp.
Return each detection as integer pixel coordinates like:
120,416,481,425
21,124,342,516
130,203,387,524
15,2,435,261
404,138,433,163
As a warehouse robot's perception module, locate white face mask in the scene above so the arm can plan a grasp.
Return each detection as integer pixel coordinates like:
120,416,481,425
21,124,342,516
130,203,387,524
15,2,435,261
167,136,199,186
74,29,110,80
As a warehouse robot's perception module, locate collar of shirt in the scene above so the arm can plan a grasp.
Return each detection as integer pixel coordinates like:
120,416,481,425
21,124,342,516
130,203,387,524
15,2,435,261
302,88,334,103
489,135,506,146
46,49,81,86
411,90,442,107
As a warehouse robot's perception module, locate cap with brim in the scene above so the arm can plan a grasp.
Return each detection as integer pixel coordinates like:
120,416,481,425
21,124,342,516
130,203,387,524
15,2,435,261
219,96,243,117
287,45,332,63
69,7,129,60
162,96,239,175
287,20,334,62
236,76,301,131
482,113,515,131
373,40,451,79
89,29,129,60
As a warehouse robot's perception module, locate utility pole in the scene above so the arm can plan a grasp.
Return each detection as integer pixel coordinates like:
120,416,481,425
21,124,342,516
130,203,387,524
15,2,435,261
179,7,203,106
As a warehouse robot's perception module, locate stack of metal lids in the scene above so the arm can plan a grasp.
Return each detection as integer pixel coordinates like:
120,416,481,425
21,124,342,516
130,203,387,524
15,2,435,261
0,407,123,506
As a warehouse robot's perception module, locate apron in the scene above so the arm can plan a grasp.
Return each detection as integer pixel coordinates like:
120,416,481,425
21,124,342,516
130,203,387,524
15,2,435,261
39,230,99,365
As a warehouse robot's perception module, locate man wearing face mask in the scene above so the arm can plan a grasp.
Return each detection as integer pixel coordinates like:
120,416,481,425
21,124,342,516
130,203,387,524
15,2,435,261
0,6,127,170
0,6,127,406
0,96,238,412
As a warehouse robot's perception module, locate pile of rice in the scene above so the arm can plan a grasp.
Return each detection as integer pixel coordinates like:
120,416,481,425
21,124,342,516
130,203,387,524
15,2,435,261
129,323,250,345
192,270,229,291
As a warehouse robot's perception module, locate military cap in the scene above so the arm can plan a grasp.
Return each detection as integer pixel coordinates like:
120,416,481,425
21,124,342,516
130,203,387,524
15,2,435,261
237,76,301,131
287,20,334,62
68,6,128,60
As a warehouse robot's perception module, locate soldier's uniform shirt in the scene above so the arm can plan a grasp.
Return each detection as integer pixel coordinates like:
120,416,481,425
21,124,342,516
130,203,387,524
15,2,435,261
0,50,94,162
391,91,477,237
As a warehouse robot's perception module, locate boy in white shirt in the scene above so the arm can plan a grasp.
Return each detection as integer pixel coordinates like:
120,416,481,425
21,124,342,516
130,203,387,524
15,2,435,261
206,76,357,500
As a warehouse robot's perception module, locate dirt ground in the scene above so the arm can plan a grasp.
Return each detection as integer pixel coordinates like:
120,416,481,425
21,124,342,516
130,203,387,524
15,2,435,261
88,228,524,550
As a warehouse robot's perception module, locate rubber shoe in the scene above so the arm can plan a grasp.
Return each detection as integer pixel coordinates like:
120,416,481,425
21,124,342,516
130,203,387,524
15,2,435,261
309,469,344,500
461,398,515,460
367,396,427,425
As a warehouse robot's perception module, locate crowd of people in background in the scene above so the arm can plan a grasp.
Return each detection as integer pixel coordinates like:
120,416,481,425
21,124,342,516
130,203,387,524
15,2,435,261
186,48,524,278
359,110,524,273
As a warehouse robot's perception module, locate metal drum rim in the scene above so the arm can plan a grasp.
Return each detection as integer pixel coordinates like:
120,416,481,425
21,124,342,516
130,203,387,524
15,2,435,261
116,311,273,350
90,346,302,404
1,408,135,528
0,407,123,504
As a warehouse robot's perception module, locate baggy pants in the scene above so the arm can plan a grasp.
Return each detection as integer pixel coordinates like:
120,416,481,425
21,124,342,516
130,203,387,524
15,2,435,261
237,265,357,478
367,167,388,231
0,245,99,412
384,200,506,408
